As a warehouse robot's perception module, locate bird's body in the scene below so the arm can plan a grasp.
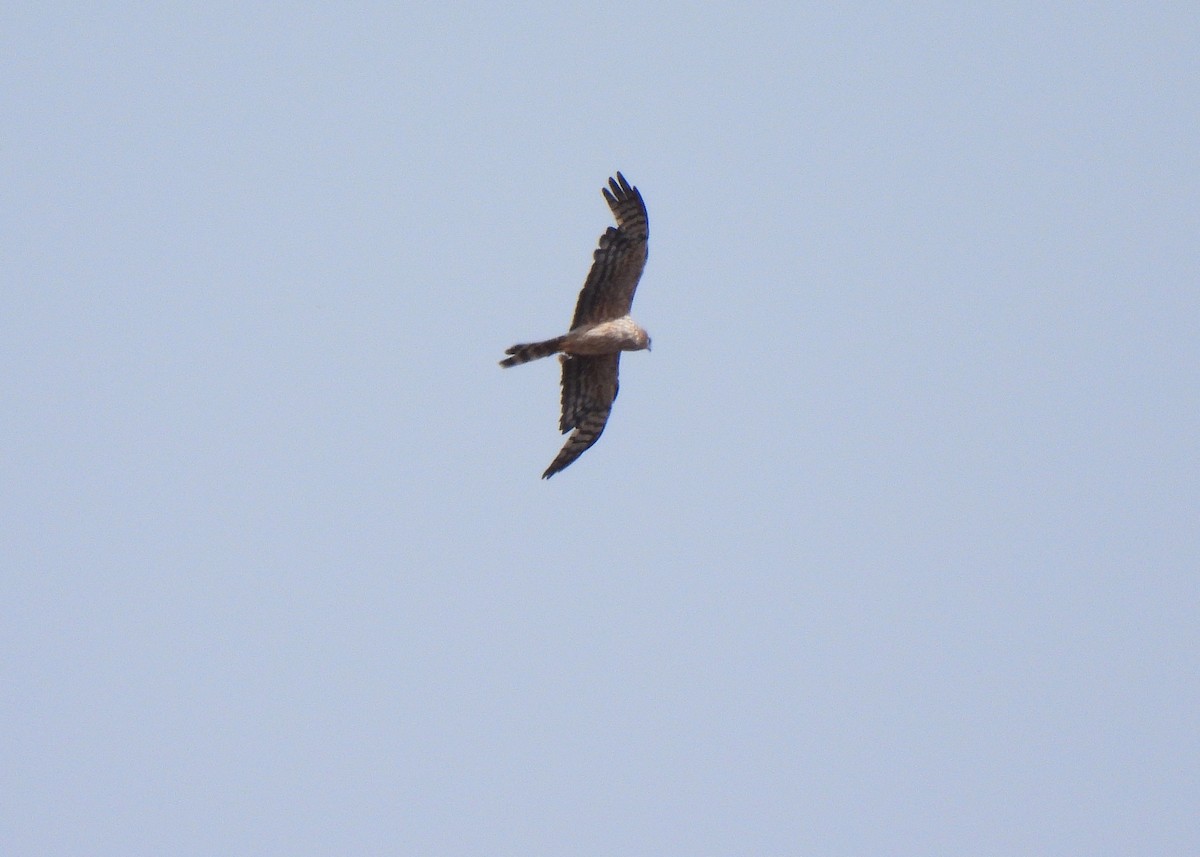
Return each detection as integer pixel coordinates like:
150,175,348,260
500,316,649,366
500,173,651,478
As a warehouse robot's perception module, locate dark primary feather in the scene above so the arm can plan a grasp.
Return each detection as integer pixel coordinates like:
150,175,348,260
569,172,649,329
542,406,612,479
545,353,620,478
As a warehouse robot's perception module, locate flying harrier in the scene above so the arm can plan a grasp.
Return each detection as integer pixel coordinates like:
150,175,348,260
500,172,651,479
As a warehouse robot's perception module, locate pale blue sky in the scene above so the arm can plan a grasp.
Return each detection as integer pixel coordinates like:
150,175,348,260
3,3,1198,855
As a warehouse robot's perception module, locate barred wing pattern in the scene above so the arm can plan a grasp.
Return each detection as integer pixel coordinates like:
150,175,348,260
569,173,649,328
542,353,619,479
501,173,649,479
543,174,647,478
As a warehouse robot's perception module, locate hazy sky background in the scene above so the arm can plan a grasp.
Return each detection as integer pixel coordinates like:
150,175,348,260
4,3,1197,855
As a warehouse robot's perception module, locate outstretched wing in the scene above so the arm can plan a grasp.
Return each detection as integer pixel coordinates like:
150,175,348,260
569,173,649,328
543,353,620,478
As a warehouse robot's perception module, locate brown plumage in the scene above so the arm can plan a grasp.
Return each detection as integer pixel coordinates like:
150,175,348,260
500,173,651,478
499,336,567,368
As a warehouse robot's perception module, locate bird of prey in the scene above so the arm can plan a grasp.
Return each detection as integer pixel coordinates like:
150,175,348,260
500,172,651,479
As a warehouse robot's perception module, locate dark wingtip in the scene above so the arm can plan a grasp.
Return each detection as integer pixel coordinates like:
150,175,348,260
605,172,634,200
541,454,570,478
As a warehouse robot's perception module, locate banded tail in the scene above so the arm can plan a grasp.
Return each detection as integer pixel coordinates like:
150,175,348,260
499,336,566,368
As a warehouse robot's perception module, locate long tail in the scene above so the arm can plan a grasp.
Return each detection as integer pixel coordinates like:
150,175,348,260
499,336,566,368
